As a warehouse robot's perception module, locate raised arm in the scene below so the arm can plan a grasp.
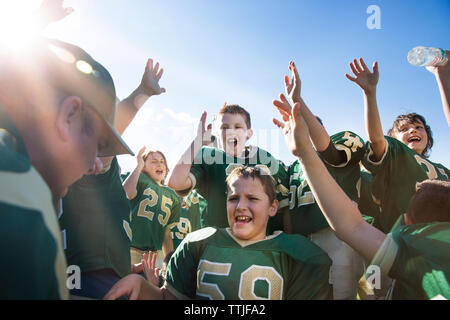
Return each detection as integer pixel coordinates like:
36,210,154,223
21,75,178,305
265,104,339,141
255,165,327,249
100,58,166,170
36,0,74,29
167,112,213,193
273,101,386,262
122,146,146,200
281,61,331,152
426,50,450,126
115,58,166,135
346,58,385,161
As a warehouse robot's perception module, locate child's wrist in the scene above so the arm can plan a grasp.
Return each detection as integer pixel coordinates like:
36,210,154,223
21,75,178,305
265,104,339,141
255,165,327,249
363,87,377,96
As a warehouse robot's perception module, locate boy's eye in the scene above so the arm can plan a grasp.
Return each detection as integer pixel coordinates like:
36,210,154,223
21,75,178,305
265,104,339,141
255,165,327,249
228,196,238,201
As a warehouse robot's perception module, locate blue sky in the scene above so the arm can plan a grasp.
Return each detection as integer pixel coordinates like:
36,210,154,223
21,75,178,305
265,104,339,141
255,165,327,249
4,0,450,171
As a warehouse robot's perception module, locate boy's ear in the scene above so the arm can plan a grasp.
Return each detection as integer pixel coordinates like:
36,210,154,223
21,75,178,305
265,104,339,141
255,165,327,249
246,128,254,141
55,96,83,142
269,199,279,217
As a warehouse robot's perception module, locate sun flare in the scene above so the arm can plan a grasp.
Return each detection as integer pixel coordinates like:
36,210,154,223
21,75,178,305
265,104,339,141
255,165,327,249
0,1,43,51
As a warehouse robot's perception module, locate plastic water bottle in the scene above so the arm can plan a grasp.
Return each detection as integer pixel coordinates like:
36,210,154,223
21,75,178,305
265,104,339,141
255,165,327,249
407,46,447,67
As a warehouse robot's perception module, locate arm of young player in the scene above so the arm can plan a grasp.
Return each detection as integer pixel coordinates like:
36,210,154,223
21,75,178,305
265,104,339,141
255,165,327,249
122,146,146,200
115,58,166,135
35,0,74,29
100,59,166,170
273,101,386,262
426,50,450,126
273,93,346,165
167,111,213,193
281,61,331,152
346,58,386,162
162,228,174,260
103,274,177,300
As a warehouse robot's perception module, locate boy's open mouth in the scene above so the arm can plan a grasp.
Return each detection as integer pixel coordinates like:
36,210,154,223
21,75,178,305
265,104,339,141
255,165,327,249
227,138,238,147
235,215,252,223
407,136,421,143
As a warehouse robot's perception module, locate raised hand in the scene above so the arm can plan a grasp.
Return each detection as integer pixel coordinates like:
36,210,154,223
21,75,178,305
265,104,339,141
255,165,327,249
39,0,74,25
196,111,214,146
140,58,166,97
284,61,301,104
346,58,379,94
142,251,161,287
426,50,450,77
273,100,311,158
136,146,146,171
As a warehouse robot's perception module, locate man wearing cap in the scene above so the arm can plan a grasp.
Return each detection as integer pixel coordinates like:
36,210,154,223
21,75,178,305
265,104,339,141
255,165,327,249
59,52,166,299
0,37,133,299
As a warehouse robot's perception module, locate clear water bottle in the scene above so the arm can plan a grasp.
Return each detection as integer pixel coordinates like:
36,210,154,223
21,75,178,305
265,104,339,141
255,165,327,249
407,46,447,67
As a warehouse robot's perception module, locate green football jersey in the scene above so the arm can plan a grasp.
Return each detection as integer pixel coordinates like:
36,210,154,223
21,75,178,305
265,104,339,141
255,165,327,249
60,157,132,278
164,228,332,300
129,173,181,252
170,190,205,250
0,109,68,299
362,136,450,233
190,145,289,228
356,170,380,225
287,131,367,235
370,222,450,300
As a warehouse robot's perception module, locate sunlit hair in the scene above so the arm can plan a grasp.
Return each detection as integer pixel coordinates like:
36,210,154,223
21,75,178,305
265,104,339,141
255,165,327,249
142,149,169,185
407,180,450,224
225,166,276,203
387,113,433,157
218,103,251,129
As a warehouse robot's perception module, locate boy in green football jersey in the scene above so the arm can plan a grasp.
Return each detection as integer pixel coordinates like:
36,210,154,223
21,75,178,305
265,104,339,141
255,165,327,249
170,190,205,250
346,58,450,234
105,166,332,300
273,102,450,300
123,147,180,269
168,104,289,230
272,62,366,299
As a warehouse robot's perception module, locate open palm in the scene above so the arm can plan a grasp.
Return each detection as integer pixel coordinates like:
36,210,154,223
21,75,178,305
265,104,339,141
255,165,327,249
141,58,166,96
346,58,379,94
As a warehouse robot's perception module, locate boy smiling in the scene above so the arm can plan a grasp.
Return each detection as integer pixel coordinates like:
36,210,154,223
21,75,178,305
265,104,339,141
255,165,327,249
168,104,289,230
105,167,331,300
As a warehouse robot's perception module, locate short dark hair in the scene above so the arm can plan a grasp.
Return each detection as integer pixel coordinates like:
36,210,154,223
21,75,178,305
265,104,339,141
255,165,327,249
225,166,276,203
407,180,450,224
218,103,251,128
387,113,433,157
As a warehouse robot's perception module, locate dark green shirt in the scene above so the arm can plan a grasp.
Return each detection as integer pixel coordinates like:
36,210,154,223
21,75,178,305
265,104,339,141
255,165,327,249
129,173,181,251
287,131,367,235
371,222,450,299
190,146,289,228
165,228,332,300
60,157,132,278
362,136,450,233
0,107,68,299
